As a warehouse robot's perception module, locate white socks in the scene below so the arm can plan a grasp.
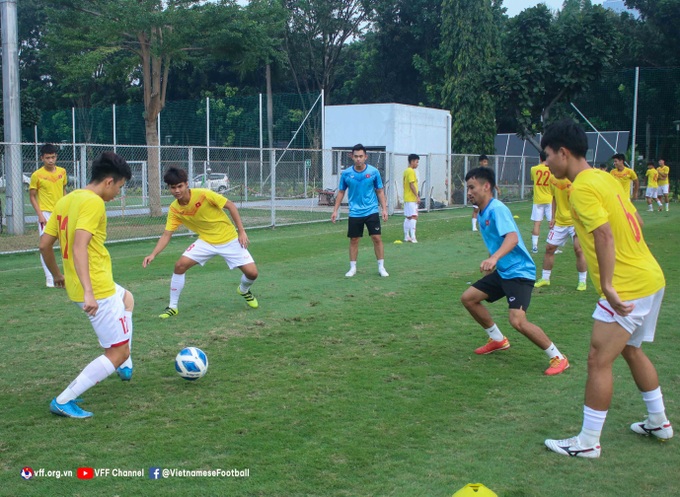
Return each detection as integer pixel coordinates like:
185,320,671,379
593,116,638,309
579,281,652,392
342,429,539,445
578,271,588,283
531,235,538,250
543,342,564,360
642,387,668,425
403,219,417,240
169,273,185,309
239,274,255,293
580,406,608,446
119,311,133,370
542,270,551,281
484,324,504,342
57,355,116,404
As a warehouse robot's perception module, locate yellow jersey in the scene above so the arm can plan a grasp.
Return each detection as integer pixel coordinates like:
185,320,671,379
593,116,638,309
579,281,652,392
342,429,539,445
44,189,115,302
530,163,553,204
645,168,658,188
29,166,68,211
549,176,573,227
165,188,237,245
403,167,418,202
657,165,670,186
569,169,664,300
609,167,637,198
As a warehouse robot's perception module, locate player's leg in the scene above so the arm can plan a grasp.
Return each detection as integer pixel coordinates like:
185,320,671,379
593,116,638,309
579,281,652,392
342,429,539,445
530,204,545,253
573,234,588,291
39,211,54,287
160,240,209,318
366,213,388,276
116,288,135,380
236,262,259,308
403,214,411,242
345,216,363,277
471,206,479,231
461,273,509,354
409,214,418,243
535,242,558,287
646,189,653,210
51,294,131,418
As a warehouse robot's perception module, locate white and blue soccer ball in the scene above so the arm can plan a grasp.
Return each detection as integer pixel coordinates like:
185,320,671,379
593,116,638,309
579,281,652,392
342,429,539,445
175,347,208,380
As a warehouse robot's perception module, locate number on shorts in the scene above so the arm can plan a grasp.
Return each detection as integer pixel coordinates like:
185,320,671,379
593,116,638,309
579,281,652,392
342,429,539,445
118,317,129,335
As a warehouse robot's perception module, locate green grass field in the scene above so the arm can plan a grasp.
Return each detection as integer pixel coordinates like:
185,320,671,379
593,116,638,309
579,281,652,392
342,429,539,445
1,202,678,496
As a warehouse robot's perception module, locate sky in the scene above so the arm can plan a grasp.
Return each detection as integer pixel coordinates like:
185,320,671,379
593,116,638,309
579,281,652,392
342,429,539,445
503,0,606,18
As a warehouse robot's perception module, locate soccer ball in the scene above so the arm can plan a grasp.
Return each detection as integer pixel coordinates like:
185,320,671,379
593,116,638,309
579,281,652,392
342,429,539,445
175,347,208,380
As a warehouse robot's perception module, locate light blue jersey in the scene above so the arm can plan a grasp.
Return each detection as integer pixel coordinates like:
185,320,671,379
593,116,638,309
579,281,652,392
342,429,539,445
478,198,535,280
338,164,384,217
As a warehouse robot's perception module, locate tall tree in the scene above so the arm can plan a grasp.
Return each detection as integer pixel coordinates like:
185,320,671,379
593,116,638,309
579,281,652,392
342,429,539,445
440,0,498,154
624,0,680,66
45,0,211,215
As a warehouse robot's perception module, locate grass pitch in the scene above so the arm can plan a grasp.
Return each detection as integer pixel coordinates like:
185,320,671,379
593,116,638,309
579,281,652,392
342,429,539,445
1,202,678,496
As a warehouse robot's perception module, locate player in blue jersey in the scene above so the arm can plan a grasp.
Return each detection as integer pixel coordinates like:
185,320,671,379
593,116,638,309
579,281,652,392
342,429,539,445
460,167,569,375
331,144,389,277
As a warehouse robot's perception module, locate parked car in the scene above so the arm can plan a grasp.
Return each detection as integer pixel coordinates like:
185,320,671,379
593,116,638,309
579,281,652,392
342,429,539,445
0,173,31,189
191,173,230,193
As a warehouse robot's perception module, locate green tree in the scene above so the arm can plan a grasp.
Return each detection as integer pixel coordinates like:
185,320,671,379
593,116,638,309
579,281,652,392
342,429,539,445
440,0,498,154
624,0,680,66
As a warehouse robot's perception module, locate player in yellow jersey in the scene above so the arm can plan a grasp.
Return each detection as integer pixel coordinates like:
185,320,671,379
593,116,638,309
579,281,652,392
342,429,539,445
609,153,638,200
39,152,134,418
29,144,68,287
143,167,259,317
402,154,420,243
644,161,662,212
534,175,588,291
657,158,670,211
542,119,672,458
529,151,553,253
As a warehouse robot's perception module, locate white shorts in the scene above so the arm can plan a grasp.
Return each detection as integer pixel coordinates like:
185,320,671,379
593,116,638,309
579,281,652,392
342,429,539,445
592,288,664,347
531,203,552,222
183,237,255,269
38,211,51,237
546,225,575,247
658,184,669,195
76,284,130,349
645,187,658,199
404,202,418,218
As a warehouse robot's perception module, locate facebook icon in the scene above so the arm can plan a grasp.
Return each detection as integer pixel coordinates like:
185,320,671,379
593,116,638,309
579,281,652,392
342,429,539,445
149,467,162,480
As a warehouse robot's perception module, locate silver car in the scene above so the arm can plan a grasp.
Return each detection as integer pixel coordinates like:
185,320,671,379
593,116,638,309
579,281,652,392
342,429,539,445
191,173,230,193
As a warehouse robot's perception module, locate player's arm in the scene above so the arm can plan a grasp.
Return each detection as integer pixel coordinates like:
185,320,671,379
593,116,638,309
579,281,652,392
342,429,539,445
142,230,173,267
409,180,418,199
592,223,633,316
38,233,65,287
331,189,346,223
376,188,388,221
224,200,249,249
29,189,47,226
550,197,557,228
632,177,639,199
480,232,518,272
73,229,98,316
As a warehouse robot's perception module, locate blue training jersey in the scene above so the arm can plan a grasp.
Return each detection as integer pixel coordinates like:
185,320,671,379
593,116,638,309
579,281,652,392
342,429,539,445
338,164,384,217
478,198,535,280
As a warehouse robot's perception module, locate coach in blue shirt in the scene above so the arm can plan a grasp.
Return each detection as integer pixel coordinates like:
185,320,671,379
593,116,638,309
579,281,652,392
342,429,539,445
459,166,570,376
331,144,389,278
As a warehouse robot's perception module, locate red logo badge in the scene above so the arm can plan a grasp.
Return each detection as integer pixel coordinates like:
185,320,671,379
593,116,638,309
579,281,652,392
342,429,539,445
485,220,490,226
77,467,94,479
365,174,371,178
195,202,202,208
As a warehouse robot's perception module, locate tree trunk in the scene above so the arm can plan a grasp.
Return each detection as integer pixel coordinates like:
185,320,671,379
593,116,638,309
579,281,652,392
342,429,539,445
145,116,162,217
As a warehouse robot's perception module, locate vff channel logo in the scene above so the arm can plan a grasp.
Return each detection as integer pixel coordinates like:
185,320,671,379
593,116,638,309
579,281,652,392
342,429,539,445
149,467,162,480
20,467,34,480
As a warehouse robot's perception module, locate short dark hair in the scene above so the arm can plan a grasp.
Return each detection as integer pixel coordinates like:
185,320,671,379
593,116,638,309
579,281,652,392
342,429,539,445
478,154,489,162
40,143,58,156
352,144,367,154
539,151,547,162
612,153,626,162
540,119,588,159
647,161,655,166
465,166,496,190
598,163,608,170
164,167,188,185
90,152,132,183
408,153,420,163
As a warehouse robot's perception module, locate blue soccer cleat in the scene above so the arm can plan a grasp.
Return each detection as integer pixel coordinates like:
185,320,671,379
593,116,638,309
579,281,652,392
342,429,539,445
116,366,133,381
50,398,93,418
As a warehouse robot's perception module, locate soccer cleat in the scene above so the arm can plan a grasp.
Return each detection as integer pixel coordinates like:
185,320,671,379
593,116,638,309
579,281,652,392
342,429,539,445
116,366,133,381
545,436,601,458
472,227,478,232
545,356,570,376
345,267,357,278
404,237,412,242
576,282,587,291
237,286,259,308
535,279,550,288
630,419,674,440
410,238,418,244
531,246,538,254
554,249,563,254
378,267,390,277
46,278,54,288
159,307,178,319
50,398,93,419
474,337,510,355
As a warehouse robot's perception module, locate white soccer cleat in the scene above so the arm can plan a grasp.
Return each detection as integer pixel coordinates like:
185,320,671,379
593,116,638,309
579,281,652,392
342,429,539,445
345,267,356,278
378,267,389,277
410,238,418,244
545,436,601,458
630,419,673,440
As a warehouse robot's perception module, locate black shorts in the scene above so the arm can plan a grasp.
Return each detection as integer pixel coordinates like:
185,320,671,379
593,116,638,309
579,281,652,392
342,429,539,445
472,271,534,310
347,213,381,238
